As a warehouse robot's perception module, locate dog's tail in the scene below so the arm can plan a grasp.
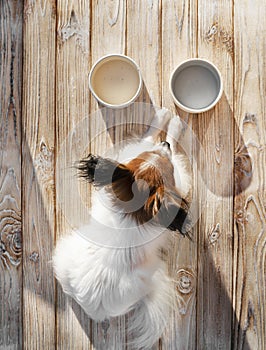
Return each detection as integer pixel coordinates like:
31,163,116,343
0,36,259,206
127,268,175,349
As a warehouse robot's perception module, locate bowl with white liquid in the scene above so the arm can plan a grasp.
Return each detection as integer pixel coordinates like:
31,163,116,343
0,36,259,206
89,54,142,108
169,58,223,113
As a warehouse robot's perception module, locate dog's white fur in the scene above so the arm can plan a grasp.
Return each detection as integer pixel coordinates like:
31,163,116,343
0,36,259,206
53,110,191,349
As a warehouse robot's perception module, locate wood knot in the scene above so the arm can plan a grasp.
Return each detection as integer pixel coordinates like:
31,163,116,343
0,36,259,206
205,22,218,41
106,0,120,27
176,269,195,294
234,145,252,195
0,232,22,267
205,22,234,57
58,10,89,53
0,192,22,267
235,209,248,224
208,223,221,245
34,138,54,189
29,251,39,263
10,230,22,255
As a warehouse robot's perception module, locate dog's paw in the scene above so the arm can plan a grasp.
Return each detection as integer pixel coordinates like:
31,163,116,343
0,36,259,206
166,115,184,144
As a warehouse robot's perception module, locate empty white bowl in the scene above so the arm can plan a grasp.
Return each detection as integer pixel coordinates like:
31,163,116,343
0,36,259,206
89,54,142,109
169,58,223,113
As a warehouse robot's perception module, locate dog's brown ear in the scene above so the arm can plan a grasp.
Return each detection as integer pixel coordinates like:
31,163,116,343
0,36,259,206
145,188,164,217
77,154,132,188
157,193,191,238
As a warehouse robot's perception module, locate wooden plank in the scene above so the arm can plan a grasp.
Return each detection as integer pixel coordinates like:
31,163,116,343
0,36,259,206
55,1,92,348
197,1,234,348
126,0,161,107
125,0,162,150
233,0,266,349
0,1,23,349
161,1,198,349
91,0,126,58
90,0,126,152
22,1,56,349
162,0,197,112
89,1,127,348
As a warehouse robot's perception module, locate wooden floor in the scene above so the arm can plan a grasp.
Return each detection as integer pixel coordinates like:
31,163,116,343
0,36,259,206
1,1,265,349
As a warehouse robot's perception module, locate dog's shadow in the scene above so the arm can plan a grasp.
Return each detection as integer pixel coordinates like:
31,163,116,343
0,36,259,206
175,93,253,197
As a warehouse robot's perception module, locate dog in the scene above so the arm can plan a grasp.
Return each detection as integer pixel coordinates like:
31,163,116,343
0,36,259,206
53,109,191,349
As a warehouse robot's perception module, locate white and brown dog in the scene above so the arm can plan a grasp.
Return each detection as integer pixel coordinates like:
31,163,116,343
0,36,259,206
53,109,191,349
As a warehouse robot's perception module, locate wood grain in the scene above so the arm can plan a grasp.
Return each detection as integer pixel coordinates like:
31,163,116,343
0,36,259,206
22,0,56,348
161,1,198,349
162,0,197,112
0,1,23,348
1,1,266,349
125,0,162,150
233,0,266,348
56,1,91,349
196,0,234,348
127,0,161,106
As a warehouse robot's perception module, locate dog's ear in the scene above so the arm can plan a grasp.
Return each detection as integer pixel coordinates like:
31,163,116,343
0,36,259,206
156,193,191,238
77,154,132,188
145,188,164,217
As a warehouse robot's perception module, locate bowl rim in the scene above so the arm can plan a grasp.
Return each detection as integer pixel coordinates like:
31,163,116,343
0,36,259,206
88,53,143,109
169,58,223,113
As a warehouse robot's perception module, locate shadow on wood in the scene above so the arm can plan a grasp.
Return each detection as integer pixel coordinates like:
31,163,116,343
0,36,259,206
198,247,251,350
177,93,252,198
93,82,158,146
22,132,57,346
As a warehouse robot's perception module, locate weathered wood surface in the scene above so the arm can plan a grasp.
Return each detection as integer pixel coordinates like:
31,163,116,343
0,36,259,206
22,0,56,349
0,1,23,349
0,0,265,349
196,1,234,349
233,1,266,349
56,1,91,349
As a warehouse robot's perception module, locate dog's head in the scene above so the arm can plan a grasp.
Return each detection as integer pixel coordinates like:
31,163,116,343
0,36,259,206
77,142,190,237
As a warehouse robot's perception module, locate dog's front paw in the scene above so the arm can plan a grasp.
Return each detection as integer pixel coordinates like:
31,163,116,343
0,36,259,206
166,115,184,145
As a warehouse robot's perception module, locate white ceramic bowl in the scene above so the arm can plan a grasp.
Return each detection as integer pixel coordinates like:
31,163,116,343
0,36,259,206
89,54,142,109
169,58,223,113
